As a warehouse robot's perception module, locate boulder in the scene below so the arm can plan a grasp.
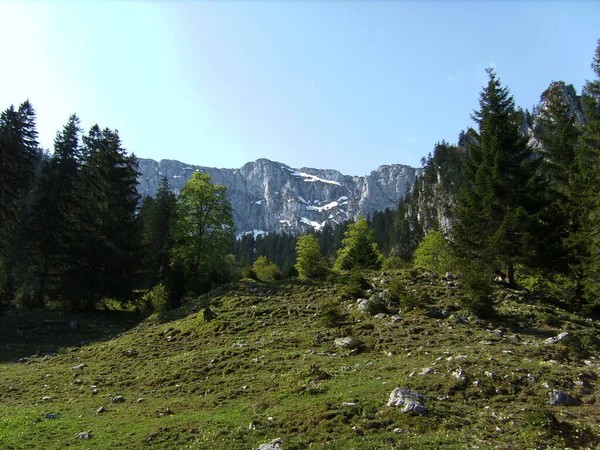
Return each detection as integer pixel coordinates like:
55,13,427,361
258,438,282,450
387,387,427,415
357,296,387,315
544,332,569,345
547,390,578,406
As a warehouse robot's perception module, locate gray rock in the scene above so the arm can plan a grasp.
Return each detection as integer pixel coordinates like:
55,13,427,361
75,431,91,439
258,437,282,450
96,407,106,414
544,332,570,345
111,395,126,403
547,389,578,406
137,158,419,236
387,387,427,415
357,296,387,315
72,363,86,370
334,337,356,348
45,413,59,420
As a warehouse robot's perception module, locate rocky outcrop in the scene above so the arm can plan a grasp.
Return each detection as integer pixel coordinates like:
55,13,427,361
137,158,419,236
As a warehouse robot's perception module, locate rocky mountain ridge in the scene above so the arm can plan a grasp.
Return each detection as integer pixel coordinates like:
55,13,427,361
137,158,419,236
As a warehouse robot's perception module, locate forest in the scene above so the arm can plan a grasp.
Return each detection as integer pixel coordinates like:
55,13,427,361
1,40,599,318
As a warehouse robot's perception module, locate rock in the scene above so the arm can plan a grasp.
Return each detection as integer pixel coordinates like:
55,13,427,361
72,363,86,371
445,272,455,280
202,307,217,322
45,413,59,420
374,313,387,319
334,337,356,349
547,390,578,406
257,437,282,450
112,395,126,403
96,407,106,414
75,431,91,439
137,398,144,403
387,387,427,415
451,367,464,380
42,396,52,402
420,367,432,375
544,332,570,345
357,296,387,315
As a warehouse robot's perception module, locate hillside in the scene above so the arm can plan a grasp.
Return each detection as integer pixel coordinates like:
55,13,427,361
1,271,599,449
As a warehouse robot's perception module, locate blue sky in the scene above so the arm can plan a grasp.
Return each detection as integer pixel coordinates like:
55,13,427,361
0,1,598,175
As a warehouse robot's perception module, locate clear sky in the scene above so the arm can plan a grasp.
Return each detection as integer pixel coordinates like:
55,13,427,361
0,1,598,175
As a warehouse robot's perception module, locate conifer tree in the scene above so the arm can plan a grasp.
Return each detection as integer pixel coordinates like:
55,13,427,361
334,217,383,271
0,100,40,308
295,234,326,279
452,69,543,286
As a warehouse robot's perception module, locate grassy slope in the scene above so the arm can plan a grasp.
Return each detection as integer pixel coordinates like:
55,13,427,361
1,269,599,449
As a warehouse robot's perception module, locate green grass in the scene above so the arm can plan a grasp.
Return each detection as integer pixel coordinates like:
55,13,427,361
1,271,599,449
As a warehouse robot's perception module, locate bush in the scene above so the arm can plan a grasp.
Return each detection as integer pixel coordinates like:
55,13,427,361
241,266,258,280
319,301,345,328
413,229,453,274
455,258,494,317
252,256,282,281
339,271,371,300
382,256,409,270
141,283,170,315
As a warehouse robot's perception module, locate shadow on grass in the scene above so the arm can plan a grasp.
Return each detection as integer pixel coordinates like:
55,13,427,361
0,308,142,362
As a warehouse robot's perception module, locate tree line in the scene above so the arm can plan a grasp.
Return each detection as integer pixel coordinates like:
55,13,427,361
1,40,598,316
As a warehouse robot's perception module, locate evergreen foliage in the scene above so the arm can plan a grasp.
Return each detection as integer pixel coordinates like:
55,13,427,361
334,217,383,271
452,69,544,287
295,234,326,280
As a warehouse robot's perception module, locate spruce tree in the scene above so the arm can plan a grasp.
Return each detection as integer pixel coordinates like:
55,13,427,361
334,217,383,271
452,69,542,286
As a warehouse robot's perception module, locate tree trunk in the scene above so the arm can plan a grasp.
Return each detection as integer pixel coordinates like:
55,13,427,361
506,262,515,288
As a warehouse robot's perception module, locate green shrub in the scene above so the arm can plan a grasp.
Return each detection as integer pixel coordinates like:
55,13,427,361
241,266,258,280
413,229,453,274
455,258,494,317
319,301,345,328
382,256,409,270
339,271,370,300
141,283,170,314
252,256,282,281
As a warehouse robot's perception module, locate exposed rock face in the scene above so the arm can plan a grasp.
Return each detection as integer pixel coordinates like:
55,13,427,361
137,158,419,236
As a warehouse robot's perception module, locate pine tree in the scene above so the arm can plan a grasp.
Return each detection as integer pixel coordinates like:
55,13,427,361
0,100,40,308
295,234,326,279
25,114,82,305
62,125,140,308
334,217,383,271
571,39,600,310
452,69,542,286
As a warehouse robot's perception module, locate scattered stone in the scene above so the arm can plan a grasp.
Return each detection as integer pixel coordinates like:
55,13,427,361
18,357,28,363
72,363,86,371
473,380,481,387
544,332,570,345
96,407,106,414
387,387,427,415
357,296,387,315
342,402,356,407
112,395,126,403
42,396,52,402
485,371,495,378
137,398,144,403
232,341,248,347
451,367,464,380
257,437,282,450
445,272,455,280
541,381,551,389
420,367,433,375
548,390,578,406
75,431,91,439
45,413,59,420
393,428,404,433
91,389,99,395
374,313,387,319
334,337,356,349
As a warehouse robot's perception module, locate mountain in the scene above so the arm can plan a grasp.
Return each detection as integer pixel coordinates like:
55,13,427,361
137,158,419,236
